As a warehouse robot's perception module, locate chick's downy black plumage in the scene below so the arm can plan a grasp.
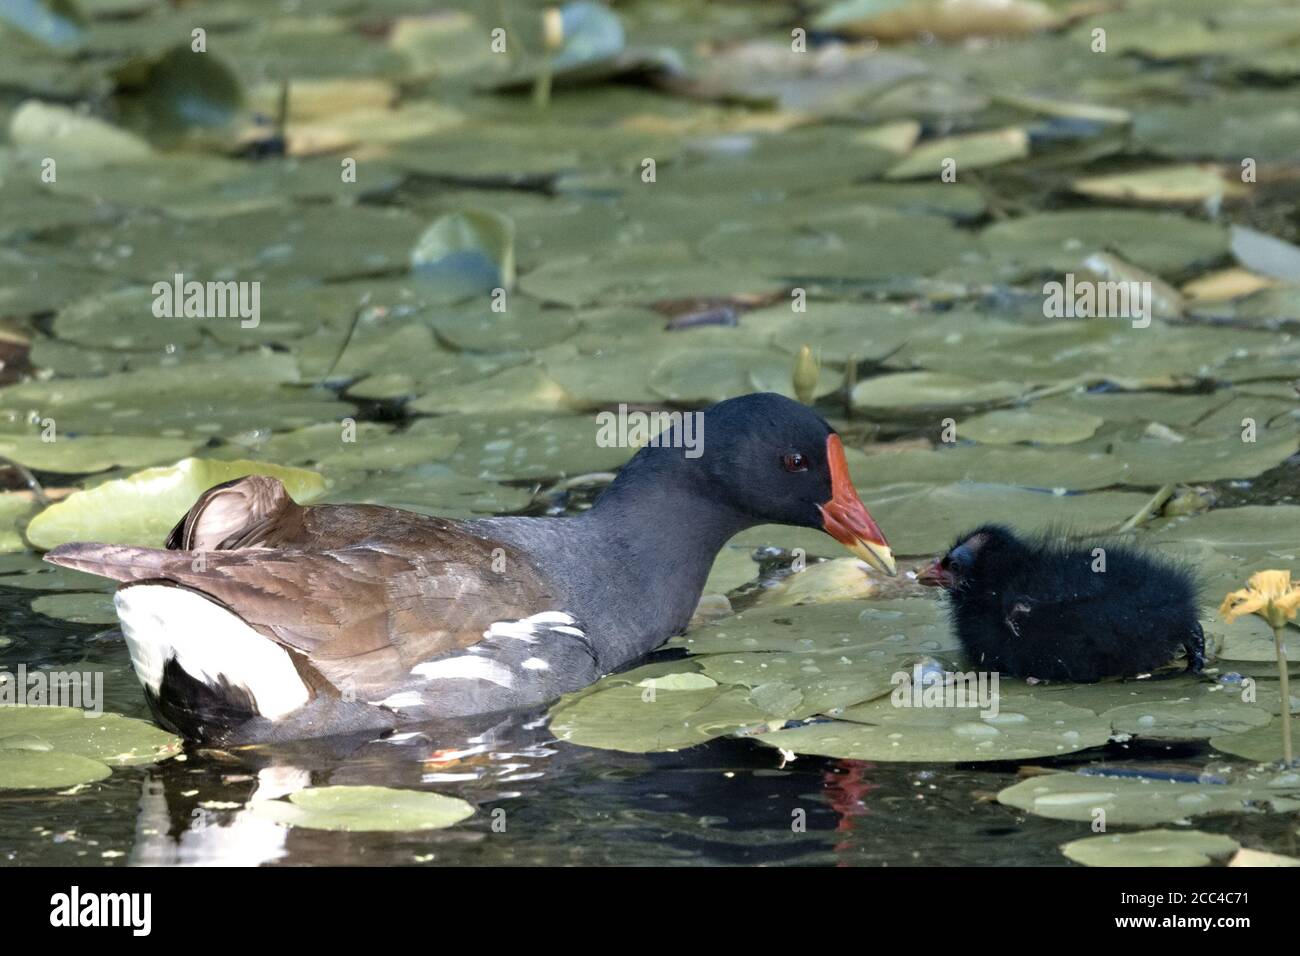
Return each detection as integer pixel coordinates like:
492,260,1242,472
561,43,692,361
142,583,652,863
918,524,1205,682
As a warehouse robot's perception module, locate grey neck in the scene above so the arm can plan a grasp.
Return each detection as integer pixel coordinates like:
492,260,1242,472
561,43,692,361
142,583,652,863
468,488,754,671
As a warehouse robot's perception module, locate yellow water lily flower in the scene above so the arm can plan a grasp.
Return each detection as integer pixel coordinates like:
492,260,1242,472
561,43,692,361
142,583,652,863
1220,569,1299,766
1219,570,1300,629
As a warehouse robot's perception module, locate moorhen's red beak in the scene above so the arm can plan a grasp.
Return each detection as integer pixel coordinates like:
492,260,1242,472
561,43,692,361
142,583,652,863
818,434,896,577
916,558,952,588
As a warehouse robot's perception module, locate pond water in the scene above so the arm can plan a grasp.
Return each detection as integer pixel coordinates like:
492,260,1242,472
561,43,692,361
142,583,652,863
1,0,1299,867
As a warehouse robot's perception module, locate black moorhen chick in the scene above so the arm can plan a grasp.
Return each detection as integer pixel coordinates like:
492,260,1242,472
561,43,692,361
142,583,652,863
918,524,1205,682
45,393,896,743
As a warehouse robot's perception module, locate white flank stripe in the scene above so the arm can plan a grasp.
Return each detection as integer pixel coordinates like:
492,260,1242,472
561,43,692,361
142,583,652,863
410,655,515,687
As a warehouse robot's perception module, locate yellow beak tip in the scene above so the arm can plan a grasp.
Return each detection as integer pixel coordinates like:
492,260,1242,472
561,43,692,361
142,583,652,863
850,541,896,577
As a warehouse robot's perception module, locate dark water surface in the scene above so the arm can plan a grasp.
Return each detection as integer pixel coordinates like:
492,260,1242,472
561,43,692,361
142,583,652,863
4,582,1297,867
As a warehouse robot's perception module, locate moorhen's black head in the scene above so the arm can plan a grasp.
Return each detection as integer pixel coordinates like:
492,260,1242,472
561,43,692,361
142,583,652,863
596,393,895,575
917,524,1028,595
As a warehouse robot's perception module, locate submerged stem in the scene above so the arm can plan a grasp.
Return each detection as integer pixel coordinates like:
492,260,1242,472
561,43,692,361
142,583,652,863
1275,625,1294,766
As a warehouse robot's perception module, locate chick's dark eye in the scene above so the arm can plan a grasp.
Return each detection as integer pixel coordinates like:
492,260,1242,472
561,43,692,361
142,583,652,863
781,452,808,473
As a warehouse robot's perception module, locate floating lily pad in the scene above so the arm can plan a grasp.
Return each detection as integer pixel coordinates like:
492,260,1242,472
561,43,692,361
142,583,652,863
440,414,632,482
222,422,459,474
997,771,1300,825
0,706,180,766
1062,829,1239,867
324,465,532,518
1211,717,1299,764
704,546,759,595
1104,432,1299,485
0,352,354,437
851,372,1025,412
0,433,198,474
9,99,151,168
31,592,116,624
698,647,901,718
957,408,1103,445
0,749,111,790
1071,165,1240,205
549,683,768,753
977,211,1228,279
852,445,1128,491
671,598,953,656
26,457,326,550
886,127,1029,180
1147,507,1300,563
411,210,515,302
1101,695,1273,741
863,483,1151,555
410,363,572,416
754,558,883,607
252,785,474,832
759,686,1110,762
0,493,40,554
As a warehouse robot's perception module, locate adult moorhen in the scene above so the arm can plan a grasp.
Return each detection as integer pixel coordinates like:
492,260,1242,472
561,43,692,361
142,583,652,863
46,393,896,743
918,524,1205,682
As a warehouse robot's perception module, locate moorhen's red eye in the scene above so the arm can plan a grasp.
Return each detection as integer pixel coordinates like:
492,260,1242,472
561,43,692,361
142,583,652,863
781,452,808,473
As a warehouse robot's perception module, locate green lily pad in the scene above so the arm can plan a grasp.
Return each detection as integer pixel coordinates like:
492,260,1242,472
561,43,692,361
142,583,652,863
886,127,1029,180
1102,695,1273,741
672,598,953,656
411,210,515,302
251,785,474,832
31,592,117,624
851,445,1129,491
0,749,111,790
0,493,40,554
25,457,326,550
1104,432,1299,485
864,483,1151,555
697,647,901,718
114,43,245,140
760,688,1111,762
410,363,572,416
1062,829,1239,867
1072,165,1238,205
997,770,1300,825
1147,507,1300,563
977,211,1228,279
957,408,1104,445
0,706,180,766
0,352,354,436
323,465,532,518
1211,717,1299,764
700,209,975,284
852,372,1025,412
703,546,759,595
8,99,151,168
549,683,768,753
223,422,459,474
440,414,632,482
754,558,884,607
637,673,717,691
0,433,198,474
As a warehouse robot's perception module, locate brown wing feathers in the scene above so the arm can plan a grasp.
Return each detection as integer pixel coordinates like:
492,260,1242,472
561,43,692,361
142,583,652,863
44,476,557,697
